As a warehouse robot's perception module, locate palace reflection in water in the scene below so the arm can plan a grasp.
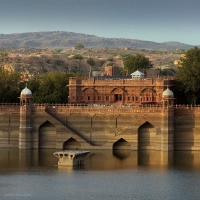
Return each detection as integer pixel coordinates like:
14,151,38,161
1,149,200,171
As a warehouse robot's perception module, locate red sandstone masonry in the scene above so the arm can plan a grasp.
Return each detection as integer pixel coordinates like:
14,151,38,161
68,77,175,105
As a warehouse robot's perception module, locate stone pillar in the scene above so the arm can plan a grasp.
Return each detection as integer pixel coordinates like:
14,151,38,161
19,87,33,149
19,106,32,149
161,107,174,151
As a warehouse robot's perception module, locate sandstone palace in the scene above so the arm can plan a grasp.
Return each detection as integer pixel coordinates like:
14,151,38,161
0,69,200,152
68,70,175,106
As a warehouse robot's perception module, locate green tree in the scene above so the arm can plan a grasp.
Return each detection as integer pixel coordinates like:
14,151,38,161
87,57,95,67
74,43,84,49
123,53,153,74
0,68,21,103
87,57,96,77
53,49,62,54
73,54,83,59
27,72,76,103
176,46,200,104
54,59,64,66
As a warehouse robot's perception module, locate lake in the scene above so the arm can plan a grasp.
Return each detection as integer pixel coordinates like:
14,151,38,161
0,149,200,200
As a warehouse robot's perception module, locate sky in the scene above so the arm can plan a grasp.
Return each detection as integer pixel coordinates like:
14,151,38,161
0,0,200,45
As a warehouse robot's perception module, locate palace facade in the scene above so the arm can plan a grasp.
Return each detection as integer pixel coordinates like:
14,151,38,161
68,70,175,106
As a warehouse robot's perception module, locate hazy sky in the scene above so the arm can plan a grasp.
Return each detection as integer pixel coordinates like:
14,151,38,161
0,0,200,45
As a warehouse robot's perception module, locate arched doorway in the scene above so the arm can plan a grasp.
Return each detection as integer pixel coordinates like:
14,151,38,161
63,138,81,150
112,88,124,103
113,138,131,150
138,121,156,150
39,121,56,149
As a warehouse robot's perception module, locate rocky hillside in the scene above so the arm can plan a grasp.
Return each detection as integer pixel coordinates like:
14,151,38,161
0,31,195,50
0,46,182,79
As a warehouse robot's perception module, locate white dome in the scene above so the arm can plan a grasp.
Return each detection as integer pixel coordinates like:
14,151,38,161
21,87,32,95
162,88,173,97
131,70,145,79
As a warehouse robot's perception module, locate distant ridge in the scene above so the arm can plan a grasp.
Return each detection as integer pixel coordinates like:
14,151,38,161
0,31,196,50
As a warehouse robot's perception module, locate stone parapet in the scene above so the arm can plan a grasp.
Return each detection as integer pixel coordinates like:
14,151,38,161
0,104,20,112
21,103,200,114
43,104,163,114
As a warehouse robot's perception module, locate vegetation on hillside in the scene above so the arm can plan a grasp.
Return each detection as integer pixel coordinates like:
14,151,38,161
0,46,187,104
0,46,181,78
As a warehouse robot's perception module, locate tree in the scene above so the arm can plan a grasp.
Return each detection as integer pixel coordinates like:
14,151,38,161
176,46,200,104
0,68,21,103
123,53,153,74
86,57,96,77
53,49,62,54
73,54,83,60
26,72,76,103
87,57,95,67
74,43,84,49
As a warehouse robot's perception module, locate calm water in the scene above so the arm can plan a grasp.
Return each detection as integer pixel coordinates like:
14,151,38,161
1,149,200,200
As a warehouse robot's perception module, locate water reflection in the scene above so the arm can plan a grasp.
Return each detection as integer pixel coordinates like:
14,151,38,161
138,151,174,167
174,151,200,170
0,149,57,171
113,149,131,160
1,149,200,171
84,150,138,170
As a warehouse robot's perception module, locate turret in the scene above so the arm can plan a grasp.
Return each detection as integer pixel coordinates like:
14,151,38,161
162,87,174,107
19,87,33,149
161,87,174,151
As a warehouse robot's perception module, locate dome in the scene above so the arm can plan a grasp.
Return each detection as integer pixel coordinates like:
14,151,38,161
162,88,174,97
21,87,32,95
131,70,145,79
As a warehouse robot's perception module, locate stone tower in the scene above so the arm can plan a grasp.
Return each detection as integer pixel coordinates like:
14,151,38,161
161,88,175,151
19,87,33,149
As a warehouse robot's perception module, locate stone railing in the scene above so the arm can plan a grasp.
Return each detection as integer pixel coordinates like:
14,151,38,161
0,103,200,114
174,104,200,109
174,104,200,113
0,103,20,112
42,103,163,114
35,103,200,114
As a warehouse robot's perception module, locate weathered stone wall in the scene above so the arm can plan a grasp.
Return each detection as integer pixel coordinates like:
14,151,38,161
1,104,200,151
174,106,200,150
0,105,20,148
44,105,163,150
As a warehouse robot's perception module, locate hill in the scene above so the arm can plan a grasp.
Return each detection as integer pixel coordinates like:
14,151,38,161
0,45,182,79
0,31,195,50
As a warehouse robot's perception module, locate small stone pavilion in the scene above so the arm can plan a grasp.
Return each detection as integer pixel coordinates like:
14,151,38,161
130,70,145,79
53,150,90,166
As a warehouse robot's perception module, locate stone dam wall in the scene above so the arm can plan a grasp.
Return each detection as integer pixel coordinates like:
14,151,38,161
0,104,200,151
